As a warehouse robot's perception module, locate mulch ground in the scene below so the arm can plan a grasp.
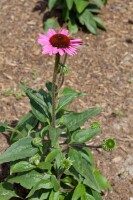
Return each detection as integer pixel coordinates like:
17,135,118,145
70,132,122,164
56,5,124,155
0,0,133,199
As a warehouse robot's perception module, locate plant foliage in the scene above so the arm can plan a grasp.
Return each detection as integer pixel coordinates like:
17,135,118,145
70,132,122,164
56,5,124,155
0,81,111,199
44,0,108,34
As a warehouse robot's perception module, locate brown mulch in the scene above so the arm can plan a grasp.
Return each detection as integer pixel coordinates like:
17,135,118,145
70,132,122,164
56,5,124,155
0,0,133,199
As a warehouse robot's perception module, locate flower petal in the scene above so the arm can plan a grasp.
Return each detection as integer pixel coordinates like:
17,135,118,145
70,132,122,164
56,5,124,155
58,48,65,56
59,29,69,36
46,29,56,37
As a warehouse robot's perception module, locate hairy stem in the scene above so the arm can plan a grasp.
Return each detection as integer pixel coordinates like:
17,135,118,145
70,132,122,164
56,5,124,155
57,54,67,91
52,53,60,128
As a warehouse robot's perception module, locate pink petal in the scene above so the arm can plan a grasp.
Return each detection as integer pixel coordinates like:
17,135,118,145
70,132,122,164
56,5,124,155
52,47,58,54
65,47,77,56
59,29,69,36
46,29,56,37
58,49,64,56
38,34,50,45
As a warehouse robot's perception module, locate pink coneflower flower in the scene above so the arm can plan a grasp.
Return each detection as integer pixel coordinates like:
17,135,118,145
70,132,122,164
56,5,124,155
38,29,82,56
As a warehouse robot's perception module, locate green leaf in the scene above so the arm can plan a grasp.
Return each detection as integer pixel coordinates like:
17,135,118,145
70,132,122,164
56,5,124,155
72,183,86,200
65,0,73,10
57,88,85,113
10,161,36,174
44,18,57,32
48,126,60,147
93,16,106,30
62,5,70,21
94,0,104,6
20,83,49,123
51,175,60,191
80,147,94,165
94,169,112,190
82,159,100,192
45,81,53,93
90,189,102,200
74,0,89,13
71,127,101,143
0,136,38,163
0,182,18,200
55,150,63,170
60,107,101,131
30,100,48,123
45,149,60,163
69,149,100,192
10,111,38,143
88,4,100,13
48,0,57,10
27,174,53,198
28,189,50,200
67,166,82,182
0,122,8,133
61,176,73,184
8,170,42,189
79,9,98,34
37,161,52,170
69,148,82,172
68,19,78,33
49,190,60,200
40,191,50,200
86,194,95,200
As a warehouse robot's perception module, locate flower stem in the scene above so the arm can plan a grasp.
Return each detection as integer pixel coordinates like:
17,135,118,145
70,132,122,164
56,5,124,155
57,54,67,91
52,53,60,128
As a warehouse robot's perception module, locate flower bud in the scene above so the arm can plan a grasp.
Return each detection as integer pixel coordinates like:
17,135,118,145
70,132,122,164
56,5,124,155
32,137,43,148
61,157,73,169
91,121,101,129
29,153,41,165
102,138,116,151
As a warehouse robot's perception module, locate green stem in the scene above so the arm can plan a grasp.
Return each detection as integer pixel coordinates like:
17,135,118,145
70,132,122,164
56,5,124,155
57,54,67,91
52,53,60,128
7,126,24,137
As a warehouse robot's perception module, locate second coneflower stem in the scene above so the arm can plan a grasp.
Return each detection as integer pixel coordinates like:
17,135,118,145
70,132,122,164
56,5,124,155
52,53,60,128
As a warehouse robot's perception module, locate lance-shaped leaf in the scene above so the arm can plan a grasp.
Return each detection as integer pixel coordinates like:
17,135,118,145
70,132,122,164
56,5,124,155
20,83,49,123
72,183,86,200
56,87,85,113
49,190,60,200
27,174,53,198
0,182,18,200
48,126,60,148
10,161,36,174
93,16,106,30
0,136,38,163
45,149,60,163
44,18,57,32
86,194,95,200
10,111,38,143
65,0,74,10
79,9,98,34
51,175,60,191
60,107,101,131
8,170,43,189
69,148,100,192
48,0,57,11
94,169,112,190
74,0,89,13
71,127,101,144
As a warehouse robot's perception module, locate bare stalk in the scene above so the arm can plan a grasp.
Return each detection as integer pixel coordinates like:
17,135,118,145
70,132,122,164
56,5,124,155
52,53,60,128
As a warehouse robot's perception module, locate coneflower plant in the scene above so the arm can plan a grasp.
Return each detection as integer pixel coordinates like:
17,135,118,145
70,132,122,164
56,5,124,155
0,29,114,200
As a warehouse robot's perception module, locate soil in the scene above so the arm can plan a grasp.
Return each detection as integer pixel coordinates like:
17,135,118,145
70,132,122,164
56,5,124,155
0,0,133,199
